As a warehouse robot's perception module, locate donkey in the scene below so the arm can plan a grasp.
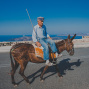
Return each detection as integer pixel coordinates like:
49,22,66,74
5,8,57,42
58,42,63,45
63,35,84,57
10,34,76,87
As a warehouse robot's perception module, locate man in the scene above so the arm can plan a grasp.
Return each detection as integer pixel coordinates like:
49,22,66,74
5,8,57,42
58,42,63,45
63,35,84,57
32,17,61,66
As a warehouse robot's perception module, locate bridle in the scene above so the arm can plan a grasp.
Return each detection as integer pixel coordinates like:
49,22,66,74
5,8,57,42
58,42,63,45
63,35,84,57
56,39,74,55
63,40,66,49
63,39,74,54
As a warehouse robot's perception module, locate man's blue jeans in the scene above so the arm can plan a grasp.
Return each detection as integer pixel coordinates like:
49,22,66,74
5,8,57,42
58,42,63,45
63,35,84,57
39,38,57,60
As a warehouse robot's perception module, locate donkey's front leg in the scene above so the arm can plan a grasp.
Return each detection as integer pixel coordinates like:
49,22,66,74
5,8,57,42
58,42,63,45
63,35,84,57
54,64,63,78
40,65,49,82
19,62,30,84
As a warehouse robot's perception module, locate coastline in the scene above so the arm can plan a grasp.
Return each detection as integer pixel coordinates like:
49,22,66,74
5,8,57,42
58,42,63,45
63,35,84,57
0,38,89,53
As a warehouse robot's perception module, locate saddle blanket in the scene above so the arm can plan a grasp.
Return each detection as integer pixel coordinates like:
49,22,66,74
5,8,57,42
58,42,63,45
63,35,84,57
32,43,56,59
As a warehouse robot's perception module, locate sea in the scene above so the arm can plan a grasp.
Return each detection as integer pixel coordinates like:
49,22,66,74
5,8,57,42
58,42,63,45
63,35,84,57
0,35,82,42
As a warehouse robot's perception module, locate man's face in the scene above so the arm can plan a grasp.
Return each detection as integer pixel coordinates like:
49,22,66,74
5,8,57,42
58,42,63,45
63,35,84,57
38,20,43,27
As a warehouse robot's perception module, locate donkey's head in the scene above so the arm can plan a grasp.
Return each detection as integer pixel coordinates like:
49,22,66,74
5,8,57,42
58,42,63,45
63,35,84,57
65,34,76,56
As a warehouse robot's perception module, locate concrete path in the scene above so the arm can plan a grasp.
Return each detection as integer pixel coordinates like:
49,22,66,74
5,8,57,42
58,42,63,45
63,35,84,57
0,47,89,89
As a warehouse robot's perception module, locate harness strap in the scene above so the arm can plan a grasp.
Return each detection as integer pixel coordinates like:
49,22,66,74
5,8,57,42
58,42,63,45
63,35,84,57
63,40,66,49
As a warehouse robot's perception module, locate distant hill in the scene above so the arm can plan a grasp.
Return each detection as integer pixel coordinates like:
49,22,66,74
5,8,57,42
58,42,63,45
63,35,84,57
7,33,85,41
8,36,32,41
58,33,89,36
8,36,62,41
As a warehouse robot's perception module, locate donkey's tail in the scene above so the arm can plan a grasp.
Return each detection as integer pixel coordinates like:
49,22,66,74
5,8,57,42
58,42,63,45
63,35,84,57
10,49,14,70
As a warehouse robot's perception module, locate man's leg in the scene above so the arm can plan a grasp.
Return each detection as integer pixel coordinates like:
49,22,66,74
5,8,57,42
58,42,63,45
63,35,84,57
39,39,53,66
46,39,62,59
46,39,57,52
39,39,49,60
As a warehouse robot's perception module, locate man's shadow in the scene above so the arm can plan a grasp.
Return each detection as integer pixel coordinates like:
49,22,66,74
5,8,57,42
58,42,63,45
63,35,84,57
17,58,83,84
57,58,83,75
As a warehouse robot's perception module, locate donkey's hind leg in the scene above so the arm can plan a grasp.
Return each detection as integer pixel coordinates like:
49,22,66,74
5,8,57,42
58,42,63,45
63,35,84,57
11,60,19,87
19,61,30,84
54,64,63,78
40,65,49,82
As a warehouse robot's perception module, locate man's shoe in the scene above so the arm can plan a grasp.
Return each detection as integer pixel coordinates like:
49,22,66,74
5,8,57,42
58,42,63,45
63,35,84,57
52,61,57,65
56,53,62,58
45,62,53,66
45,60,53,66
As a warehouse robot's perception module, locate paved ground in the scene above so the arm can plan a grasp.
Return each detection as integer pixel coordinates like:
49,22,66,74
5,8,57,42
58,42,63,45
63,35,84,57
0,47,89,89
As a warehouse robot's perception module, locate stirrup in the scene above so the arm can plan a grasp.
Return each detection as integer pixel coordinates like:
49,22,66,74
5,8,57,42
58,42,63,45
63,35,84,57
52,61,57,65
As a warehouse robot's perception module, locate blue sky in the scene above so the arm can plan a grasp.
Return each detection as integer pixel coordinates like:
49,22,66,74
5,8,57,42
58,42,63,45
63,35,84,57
0,0,89,35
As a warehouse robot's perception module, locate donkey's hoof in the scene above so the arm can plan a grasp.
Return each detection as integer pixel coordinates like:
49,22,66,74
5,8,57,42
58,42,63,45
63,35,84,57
8,72,11,75
40,79,44,82
14,84,18,87
27,82,30,85
59,75,63,78
12,82,18,87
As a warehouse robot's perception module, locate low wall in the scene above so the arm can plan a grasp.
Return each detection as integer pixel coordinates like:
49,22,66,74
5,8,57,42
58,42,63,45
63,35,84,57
0,38,89,52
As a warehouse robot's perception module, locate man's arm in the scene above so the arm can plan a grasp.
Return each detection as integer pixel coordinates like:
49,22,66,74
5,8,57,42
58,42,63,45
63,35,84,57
32,28,37,42
48,36,52,39
36,41,41,47
45,26,52,39
47,34,52,39
32,28,41,47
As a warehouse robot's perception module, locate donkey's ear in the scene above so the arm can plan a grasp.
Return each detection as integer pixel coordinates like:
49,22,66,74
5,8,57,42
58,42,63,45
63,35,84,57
71,34,76,41
67,34,70,39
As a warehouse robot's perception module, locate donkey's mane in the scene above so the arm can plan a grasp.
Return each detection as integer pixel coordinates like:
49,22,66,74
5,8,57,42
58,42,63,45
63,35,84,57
55,39,67,47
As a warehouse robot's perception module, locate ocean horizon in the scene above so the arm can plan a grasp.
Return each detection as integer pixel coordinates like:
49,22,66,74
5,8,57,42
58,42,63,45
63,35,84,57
0,35,82,42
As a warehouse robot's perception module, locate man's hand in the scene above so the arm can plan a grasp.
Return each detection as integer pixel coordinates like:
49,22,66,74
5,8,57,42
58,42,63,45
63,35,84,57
36,41,41,47
48,37,52,39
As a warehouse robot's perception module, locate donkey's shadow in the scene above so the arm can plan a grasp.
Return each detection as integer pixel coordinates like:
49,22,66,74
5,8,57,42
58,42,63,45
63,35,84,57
58,58,83,75
17,58,83,84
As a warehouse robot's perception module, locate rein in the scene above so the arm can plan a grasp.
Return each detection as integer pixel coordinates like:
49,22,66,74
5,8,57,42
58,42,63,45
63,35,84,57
56,39,74,54
63,40,66,49
56,39,67,49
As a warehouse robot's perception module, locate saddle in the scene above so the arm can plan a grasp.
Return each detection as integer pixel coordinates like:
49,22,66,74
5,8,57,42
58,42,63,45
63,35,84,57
32,43,56,59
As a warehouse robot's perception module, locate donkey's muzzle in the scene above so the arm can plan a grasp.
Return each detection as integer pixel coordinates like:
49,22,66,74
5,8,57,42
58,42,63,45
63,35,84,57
69,48,74,56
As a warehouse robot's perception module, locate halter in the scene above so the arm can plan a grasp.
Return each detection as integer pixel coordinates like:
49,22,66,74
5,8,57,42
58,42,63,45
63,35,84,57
63,39,74,54
63,40,66,49
66,39,74,54
57,39,74,54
